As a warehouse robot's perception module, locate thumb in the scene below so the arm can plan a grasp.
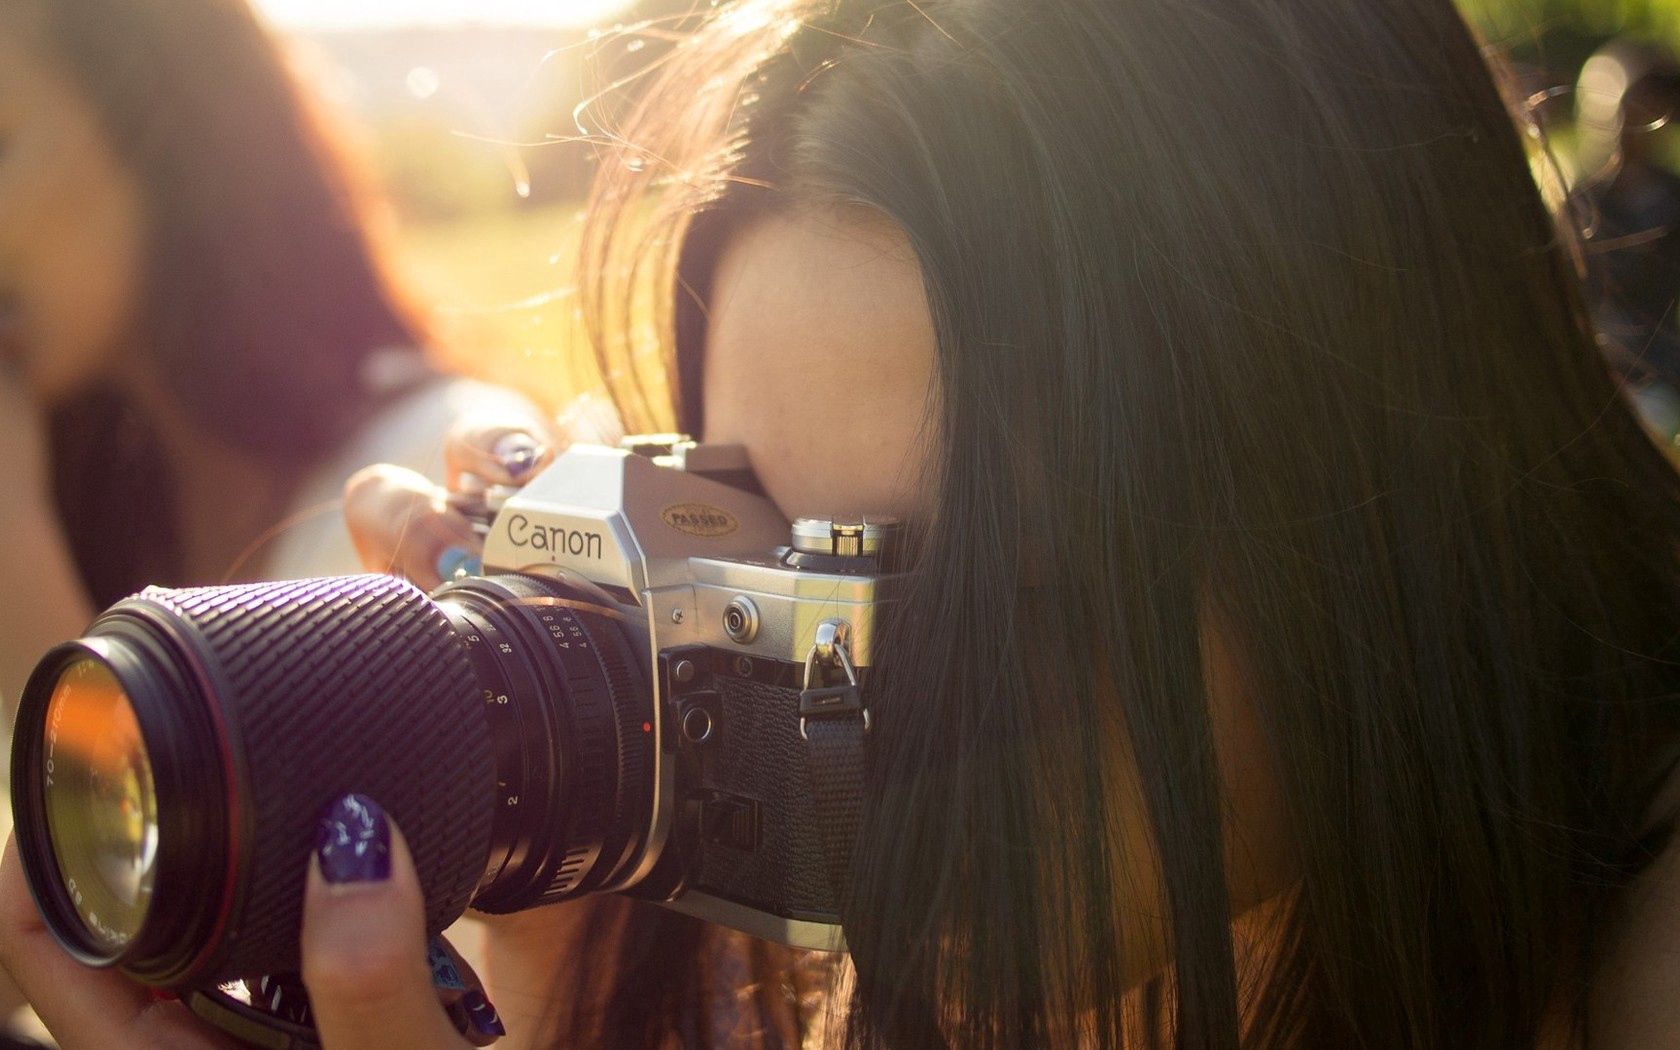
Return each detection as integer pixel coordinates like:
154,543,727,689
300,794,468,1050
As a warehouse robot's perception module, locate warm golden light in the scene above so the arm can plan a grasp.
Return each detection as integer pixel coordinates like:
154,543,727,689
252,0,637,30
42,659,159,950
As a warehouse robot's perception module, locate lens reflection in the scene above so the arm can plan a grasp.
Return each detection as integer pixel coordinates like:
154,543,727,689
42,658,159,951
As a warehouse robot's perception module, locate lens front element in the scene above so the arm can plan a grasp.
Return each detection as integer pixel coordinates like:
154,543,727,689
41,658,159,952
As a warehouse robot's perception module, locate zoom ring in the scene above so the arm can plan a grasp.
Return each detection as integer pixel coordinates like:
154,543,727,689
440,575,651,912
531,602,650,903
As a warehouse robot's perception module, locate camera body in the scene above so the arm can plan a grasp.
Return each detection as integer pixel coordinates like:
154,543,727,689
467,439,894,949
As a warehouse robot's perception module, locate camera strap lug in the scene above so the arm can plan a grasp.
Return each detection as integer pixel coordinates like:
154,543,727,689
800,621,868,912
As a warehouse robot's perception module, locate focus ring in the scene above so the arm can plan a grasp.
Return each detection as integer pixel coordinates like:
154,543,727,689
439,576,650,911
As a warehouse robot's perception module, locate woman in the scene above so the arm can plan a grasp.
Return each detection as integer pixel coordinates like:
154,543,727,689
0,0,545,710
8,0,1680,1046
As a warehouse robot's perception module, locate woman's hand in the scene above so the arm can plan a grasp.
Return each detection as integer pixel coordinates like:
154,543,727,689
0,795,504,1048
301,794,502,1047
0,835,239,1049
343,392,623,588
342,418,554,590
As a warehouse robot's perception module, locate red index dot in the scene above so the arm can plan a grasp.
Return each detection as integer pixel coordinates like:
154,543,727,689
642,722,652,733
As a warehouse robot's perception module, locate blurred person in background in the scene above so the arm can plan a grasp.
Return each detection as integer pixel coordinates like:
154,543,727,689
0,0,550,713
1573,39,1680,438
0,3,549,1039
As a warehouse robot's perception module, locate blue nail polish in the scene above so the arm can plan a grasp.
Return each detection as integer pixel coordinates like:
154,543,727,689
435,546,481,581
492,432,545,478
315,793,391,884
461,989,506,1037
428,938,467,991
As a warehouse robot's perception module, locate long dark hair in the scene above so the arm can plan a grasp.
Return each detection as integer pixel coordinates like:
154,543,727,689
576,0,1680,1045
31,0,428,602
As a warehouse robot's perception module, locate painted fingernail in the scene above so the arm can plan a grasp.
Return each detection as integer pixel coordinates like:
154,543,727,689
315,793,391,884
492,432,546,477
435,546,481,581
460,989,506,1037
428,938,467,991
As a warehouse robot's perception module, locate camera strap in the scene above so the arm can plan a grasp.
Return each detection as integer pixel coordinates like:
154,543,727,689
799,623,870,911
803,710,867,911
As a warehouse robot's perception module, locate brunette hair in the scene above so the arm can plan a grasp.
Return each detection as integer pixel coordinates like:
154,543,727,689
28,0,428,602
573,0,1680,1045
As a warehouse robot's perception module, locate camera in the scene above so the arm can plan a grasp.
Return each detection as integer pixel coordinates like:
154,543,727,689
10,438,894,995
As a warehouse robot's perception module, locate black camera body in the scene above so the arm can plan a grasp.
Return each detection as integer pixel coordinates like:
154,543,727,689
639,649,845,930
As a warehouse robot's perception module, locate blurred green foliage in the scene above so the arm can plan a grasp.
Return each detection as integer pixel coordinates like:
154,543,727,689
1461,0,1680,70
1463,0,1680,39
373,116,526,222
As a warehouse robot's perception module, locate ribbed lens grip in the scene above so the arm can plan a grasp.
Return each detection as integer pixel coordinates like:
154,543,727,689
130,575,492,982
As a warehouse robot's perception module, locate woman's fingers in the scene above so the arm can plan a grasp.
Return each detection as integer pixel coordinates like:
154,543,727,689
342,465,481,590
443,419,559,493
442,391,628,492
426,935,504,1048
0,836,237,1049
300,794,495,1049
346,394,632,592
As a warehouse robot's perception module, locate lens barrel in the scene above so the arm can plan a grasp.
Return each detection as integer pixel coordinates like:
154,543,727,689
12,575,494,985
11,571,656,989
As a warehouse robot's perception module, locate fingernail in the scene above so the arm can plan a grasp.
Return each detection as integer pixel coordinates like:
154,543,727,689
315,793,391,884
435,546,482,581
492,432,546,477
460,989,506,1038
428,938,467,992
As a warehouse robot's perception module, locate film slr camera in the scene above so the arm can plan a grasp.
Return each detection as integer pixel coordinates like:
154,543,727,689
10,438,893,1043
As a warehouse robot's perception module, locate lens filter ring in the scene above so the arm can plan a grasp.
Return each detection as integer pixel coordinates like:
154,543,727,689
11,631,227,976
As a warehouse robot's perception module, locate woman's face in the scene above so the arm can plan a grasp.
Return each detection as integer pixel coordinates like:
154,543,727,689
701,205,940,521
0,16,147,401
700,205,1295,985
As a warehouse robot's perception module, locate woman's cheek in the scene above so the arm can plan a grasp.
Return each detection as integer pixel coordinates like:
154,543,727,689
24,164,146,400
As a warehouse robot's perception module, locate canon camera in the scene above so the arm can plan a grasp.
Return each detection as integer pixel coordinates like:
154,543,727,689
10,438,893,1002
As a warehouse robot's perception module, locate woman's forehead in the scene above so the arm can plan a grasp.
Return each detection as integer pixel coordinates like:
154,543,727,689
703,205,930,378
699,204,938,522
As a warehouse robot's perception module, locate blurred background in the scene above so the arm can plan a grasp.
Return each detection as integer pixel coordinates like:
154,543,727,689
243,0,1680,415
249,0,700,413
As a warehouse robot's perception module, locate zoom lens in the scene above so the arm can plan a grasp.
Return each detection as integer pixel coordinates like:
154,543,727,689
12,576,494,985
11,572,655,988
40,658,158,952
